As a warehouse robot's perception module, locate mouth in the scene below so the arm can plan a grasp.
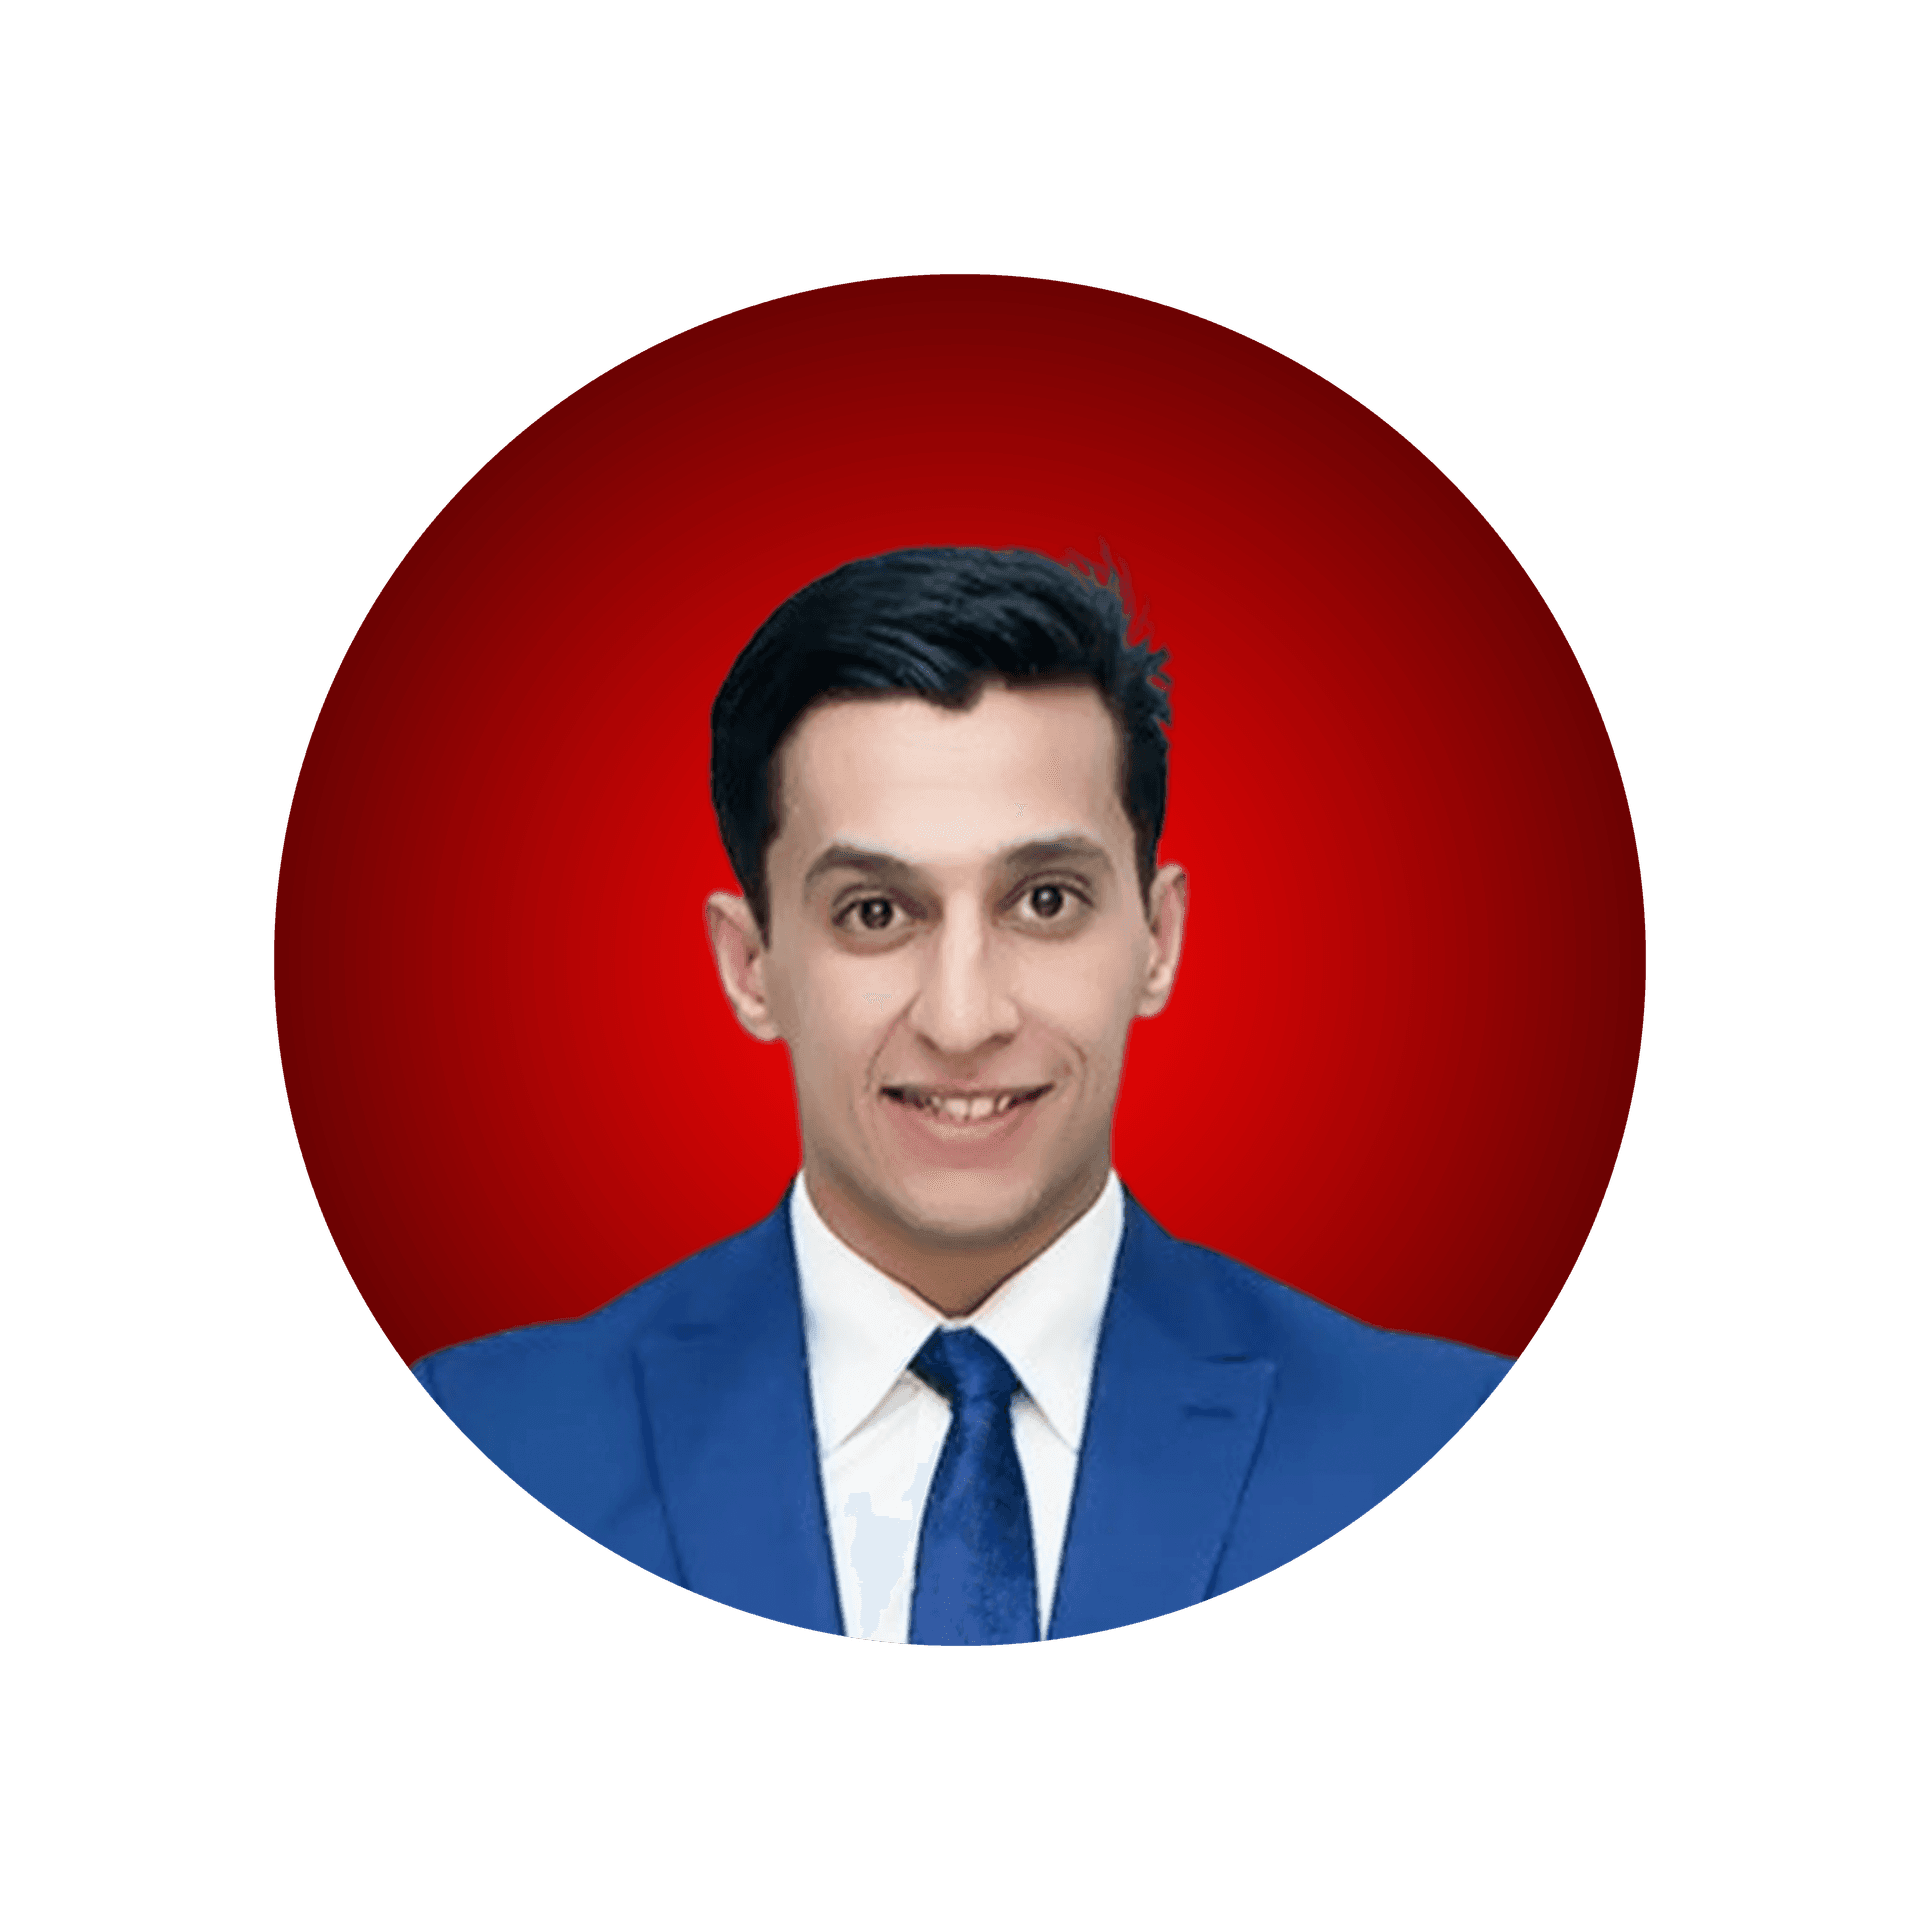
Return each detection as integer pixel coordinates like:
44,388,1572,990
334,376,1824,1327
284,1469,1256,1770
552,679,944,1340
880,1084,1051,1126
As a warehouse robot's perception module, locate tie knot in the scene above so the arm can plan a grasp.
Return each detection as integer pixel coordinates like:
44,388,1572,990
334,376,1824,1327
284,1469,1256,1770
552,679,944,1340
911,1328,1021,1412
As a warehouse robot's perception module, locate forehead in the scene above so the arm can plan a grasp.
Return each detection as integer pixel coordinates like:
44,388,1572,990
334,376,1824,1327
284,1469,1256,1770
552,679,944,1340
772,682,1128,867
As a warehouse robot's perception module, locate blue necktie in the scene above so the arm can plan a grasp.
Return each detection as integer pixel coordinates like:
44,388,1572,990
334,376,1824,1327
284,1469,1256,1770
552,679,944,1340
908,1328,1040,1645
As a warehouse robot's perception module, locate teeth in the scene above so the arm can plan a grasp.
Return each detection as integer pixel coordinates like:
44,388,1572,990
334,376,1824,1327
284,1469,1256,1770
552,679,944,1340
904,1090,1032,1121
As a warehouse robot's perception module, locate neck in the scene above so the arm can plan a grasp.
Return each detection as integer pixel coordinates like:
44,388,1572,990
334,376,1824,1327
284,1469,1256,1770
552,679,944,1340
804,1162,1111,1318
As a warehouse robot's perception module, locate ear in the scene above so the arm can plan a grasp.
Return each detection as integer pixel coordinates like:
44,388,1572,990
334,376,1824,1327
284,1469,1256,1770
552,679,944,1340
1135,863,1188,1018
705,892,782,1042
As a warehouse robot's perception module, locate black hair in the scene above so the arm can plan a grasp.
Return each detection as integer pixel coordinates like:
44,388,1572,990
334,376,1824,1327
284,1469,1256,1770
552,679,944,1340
710,546,1172,934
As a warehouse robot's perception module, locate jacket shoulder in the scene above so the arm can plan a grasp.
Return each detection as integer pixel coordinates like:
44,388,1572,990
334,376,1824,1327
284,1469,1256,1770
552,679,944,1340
408,1207,790,1563
1120,1203,1513,1586
414,1216,773,1397
1124,1204,1511,1386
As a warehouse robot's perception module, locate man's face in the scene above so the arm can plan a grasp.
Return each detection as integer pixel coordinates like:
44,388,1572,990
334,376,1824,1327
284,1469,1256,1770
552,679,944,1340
709,681,1186,1266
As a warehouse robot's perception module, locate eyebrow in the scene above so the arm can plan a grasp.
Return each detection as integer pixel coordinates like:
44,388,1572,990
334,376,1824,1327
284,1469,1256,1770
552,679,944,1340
801,834,1116,896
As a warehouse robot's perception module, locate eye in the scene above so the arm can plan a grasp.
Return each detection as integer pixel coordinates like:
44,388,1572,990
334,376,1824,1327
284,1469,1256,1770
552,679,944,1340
833,890,919,939
1010,879,1089,930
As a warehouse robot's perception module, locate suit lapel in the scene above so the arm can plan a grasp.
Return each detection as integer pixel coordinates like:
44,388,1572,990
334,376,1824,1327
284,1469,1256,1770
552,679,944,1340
633,1205,843,1636
1048,1200,1278,1640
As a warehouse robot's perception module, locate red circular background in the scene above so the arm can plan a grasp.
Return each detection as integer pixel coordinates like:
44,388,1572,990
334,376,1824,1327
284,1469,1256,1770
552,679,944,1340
276,275,1642,1366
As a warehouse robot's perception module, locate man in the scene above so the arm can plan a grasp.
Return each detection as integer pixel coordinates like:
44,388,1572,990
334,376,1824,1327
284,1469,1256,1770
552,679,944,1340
415,547,1509,1643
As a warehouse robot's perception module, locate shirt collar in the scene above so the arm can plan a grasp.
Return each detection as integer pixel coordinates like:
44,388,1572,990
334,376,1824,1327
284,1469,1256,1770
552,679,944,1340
790,1168,1124,1457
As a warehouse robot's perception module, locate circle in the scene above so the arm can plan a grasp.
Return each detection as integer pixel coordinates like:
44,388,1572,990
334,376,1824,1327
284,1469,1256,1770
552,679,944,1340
277,275,1643,1371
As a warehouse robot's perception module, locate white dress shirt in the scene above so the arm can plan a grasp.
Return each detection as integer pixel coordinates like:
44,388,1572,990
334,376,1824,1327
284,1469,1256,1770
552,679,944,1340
790,1168,1124,1643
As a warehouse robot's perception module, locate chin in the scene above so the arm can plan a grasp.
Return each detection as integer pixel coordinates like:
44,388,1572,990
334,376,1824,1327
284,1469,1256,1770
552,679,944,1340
880,1164,1070,1253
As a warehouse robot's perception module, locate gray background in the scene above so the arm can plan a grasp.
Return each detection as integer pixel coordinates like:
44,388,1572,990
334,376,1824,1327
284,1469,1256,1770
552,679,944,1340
5,5,1909,1915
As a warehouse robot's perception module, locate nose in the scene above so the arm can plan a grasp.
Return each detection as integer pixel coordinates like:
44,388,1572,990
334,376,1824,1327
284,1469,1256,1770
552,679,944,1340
908,906,1020,1061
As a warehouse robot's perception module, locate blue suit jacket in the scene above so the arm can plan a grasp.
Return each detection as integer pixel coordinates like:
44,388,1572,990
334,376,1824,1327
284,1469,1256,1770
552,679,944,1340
414,1192,1510,1638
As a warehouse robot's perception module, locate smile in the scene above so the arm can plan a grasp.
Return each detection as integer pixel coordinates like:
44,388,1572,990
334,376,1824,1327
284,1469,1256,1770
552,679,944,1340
881,1085,1050,1125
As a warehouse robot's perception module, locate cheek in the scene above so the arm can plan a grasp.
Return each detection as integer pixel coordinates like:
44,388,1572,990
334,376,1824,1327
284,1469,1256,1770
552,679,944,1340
1017,938,1145,1059
781,964,901,1086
